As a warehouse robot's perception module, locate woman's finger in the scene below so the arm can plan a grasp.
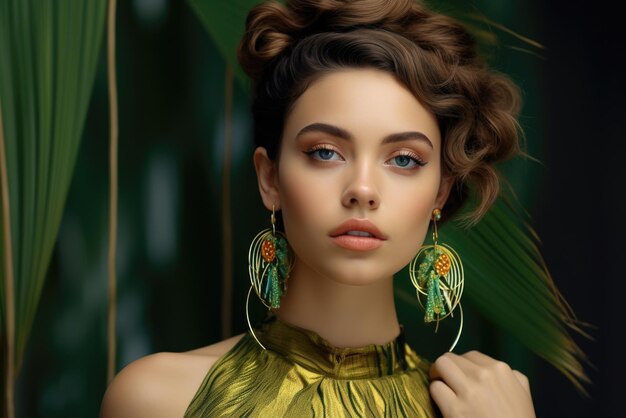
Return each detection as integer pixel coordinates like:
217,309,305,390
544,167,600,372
429,379,456,417
462,350,519,382
512,370,531,393
444,351,483,374
461,350,498,367
463,351,530,389
429,353,472,395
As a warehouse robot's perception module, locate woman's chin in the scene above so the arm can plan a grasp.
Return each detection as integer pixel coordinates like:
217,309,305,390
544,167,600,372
318,266,395,287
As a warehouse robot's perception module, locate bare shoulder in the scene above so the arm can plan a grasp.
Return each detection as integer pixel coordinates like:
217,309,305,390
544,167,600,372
100,333,246,418
185,332,246,357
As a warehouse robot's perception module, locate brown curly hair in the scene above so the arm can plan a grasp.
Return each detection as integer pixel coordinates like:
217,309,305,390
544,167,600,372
237,0,523,227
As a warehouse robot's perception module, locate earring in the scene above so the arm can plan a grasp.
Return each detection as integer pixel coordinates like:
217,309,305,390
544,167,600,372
246,204,294,350
409,208,465,352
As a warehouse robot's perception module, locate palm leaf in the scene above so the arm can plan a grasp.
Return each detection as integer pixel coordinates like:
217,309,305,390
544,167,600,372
397,191,591,393
0,0,106,382
187,0,590,393
188,0,265,89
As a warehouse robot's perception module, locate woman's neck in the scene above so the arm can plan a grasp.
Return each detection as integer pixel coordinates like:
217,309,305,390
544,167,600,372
272,260,401,348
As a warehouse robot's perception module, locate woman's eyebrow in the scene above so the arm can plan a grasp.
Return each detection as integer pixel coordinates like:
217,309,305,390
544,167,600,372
295,122,433,149
381,131,433,148
295,123,352,141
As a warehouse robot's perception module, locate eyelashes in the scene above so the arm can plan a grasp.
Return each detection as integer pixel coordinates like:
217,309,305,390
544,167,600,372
303,144,428,169
387,151,427,169
304,144,344,161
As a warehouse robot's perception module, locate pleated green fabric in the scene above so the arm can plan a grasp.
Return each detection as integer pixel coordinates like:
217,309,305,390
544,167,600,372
184,314,441,417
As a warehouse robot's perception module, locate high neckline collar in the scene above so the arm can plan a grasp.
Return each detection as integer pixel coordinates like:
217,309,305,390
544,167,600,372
253,314,410,379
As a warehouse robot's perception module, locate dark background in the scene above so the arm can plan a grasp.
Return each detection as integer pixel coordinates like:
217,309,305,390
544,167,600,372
533,1,626,416
11,0,625,417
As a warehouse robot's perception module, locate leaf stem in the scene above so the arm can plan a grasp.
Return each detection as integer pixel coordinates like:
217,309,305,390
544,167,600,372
1,92,16,418
107,0,119,385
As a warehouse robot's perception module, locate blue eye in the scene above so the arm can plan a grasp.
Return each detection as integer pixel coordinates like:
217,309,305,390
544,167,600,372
394,155,412,167
305,147,343,161
317,149,335,160
386,153,426,169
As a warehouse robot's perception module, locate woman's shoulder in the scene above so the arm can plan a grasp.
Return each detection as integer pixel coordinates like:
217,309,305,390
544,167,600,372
99,333,246,418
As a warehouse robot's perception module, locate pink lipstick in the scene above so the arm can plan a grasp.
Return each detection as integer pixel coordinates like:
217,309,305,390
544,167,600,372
329,219,387,251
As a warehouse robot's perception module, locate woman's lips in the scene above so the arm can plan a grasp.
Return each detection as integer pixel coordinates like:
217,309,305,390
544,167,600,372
329,219,387,251
331,234,384,251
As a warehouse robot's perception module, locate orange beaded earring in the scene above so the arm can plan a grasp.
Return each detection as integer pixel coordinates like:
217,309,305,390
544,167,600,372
409,208,465,352
245,205,294,349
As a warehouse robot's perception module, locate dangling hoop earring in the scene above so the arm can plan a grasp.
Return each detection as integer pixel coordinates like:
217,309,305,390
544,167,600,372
246,204,294,350
409,208,465,352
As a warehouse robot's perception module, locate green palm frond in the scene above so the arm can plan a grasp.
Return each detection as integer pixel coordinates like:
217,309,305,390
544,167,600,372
427,1,544,57
397,193,591,393
187,0,590,394
0,0,107,378
188,0,262,89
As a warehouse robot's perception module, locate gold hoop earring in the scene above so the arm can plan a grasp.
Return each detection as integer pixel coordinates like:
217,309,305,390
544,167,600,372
409,208,464,352
246,204,294,350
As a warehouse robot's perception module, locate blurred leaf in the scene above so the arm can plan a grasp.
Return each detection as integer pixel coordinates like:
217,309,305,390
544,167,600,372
427,0,544,58
188,0,265,89
0,0,107,374
399,192,591,393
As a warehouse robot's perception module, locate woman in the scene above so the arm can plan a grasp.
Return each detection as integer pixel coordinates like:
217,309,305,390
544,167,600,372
100,0,536,416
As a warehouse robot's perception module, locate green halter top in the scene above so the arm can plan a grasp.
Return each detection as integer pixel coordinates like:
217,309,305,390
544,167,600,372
184,314,441,417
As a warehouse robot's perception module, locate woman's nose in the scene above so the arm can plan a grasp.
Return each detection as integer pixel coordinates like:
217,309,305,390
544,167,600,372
341,163,381,210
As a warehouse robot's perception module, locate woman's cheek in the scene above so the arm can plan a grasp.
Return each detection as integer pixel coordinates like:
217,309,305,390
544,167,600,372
278,164,327,238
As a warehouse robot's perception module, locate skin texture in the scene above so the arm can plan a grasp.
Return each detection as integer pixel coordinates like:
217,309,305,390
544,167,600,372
100,68,535,418
99,334,246,418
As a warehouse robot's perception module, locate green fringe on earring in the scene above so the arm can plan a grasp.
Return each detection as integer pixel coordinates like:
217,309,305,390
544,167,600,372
425,274,435,322
258,233,291,309
417,248,443,285
431,272,446,317
417,261,430,287
275,235,289,279
263,270,271,301
420,248,447,323
269,264,281,308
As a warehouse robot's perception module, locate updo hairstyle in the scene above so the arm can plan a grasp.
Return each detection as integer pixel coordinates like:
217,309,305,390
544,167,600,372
237,0,523,227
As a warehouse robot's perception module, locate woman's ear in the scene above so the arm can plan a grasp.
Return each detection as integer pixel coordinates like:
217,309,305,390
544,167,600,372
434,173,454,211
253,147,280,210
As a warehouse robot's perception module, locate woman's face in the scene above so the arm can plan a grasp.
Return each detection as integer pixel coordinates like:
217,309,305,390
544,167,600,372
255,68,452,286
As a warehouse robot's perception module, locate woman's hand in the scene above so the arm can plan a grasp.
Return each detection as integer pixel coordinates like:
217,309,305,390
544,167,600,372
429,350,536,418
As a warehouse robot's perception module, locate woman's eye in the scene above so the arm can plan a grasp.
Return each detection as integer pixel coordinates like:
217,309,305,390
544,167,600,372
305,146,343,161
386,153,427,169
